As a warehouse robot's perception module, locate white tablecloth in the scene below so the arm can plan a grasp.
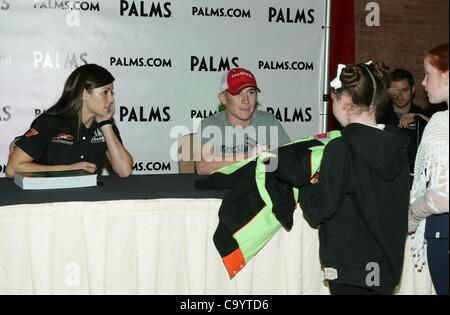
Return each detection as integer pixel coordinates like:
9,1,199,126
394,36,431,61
0,199,434,295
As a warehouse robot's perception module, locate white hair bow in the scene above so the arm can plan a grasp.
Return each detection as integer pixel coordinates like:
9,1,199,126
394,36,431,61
330,64,346,90
330,61,373,90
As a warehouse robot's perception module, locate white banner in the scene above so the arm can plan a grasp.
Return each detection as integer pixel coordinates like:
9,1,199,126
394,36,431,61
0,0,328,176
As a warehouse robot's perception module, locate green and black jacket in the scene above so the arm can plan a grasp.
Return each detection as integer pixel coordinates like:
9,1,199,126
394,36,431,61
195,131,341,278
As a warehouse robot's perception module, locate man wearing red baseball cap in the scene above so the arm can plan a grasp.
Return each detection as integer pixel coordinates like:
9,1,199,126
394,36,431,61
195,68,291,175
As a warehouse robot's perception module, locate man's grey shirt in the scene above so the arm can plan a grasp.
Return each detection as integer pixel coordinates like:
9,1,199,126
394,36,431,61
198,110,291,156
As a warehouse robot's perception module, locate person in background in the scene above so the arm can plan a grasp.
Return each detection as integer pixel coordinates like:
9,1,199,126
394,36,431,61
195,68,290,175
379,68,431,172
381,68,430,127
6,64,133,178
298,61,410,295
409,43,449,295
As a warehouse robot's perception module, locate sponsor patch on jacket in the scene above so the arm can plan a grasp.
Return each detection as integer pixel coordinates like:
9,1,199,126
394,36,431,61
25,128,39,137
51,133,75,145
314,132,330,140
91,129,106,143
323,267,338,281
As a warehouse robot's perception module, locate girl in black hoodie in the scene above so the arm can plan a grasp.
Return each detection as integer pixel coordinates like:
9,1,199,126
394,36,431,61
299,62,410,295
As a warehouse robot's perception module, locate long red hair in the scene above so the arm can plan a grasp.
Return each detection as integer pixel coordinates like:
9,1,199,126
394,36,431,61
427,43,449,73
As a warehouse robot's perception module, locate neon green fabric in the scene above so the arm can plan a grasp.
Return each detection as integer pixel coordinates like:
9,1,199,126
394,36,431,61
214,131,342,274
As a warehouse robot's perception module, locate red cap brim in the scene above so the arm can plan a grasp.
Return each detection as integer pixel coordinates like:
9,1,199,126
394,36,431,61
227,84,261,96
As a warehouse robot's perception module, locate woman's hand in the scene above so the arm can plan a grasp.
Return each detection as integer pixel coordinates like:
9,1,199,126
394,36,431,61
6,153,97,177
8,138,18,159
95,103,115,123
68,161,97,173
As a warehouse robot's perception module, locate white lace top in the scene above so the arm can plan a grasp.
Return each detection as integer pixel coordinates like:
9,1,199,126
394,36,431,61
409,110,449,269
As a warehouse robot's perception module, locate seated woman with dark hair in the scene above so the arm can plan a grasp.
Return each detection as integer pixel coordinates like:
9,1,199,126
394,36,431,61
6,64,133,178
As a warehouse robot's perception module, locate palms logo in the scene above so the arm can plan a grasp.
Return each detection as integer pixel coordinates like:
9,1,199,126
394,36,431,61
0,0,10,10
0,106,11,122
0,53,12,65
1,164,7,175
33,51,88,69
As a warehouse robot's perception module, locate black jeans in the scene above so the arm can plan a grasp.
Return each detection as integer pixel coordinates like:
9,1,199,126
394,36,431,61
427,238,449,295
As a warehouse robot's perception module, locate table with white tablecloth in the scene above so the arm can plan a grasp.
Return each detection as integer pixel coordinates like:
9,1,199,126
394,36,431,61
0,175,434,295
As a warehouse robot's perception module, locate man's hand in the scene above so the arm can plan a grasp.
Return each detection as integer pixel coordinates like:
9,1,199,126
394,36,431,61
310,172,320,184
399,113,430,129
388,88,401,101
398,113,417,129
249,144,268,158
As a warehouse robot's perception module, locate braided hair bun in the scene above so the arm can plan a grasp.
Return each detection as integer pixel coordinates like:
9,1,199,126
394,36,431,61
334,61,391,113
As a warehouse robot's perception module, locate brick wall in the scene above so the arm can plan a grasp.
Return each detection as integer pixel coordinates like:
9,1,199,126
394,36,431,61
355,0,449,108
